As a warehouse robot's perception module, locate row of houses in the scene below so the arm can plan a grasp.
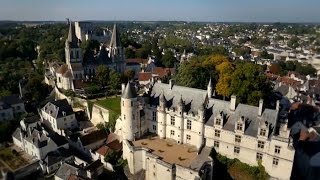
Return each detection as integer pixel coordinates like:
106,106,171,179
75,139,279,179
11,99,121,179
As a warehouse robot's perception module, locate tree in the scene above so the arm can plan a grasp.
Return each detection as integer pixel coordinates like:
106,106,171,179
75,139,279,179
104,150,121,165
260,50,274,59
269,63,282,75
124,69,135,80
160,51,176,68
230,62,272,105
25,73,50,102
215,61,233,98
287,36,300,49
95,65,110,87
109,70,121,95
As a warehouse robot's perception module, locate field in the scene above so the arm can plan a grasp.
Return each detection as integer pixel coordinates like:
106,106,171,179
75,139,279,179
95,96,121,115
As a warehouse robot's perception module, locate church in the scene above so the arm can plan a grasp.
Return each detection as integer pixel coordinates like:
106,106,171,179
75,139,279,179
46,21,125,91
116,79,295,179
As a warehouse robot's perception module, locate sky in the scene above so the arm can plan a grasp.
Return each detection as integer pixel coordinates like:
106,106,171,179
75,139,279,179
0,0,320,22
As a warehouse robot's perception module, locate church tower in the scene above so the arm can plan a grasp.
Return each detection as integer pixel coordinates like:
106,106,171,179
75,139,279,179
109,24,125,72
121,82,138,141
65,22,82,66
65,21,84,80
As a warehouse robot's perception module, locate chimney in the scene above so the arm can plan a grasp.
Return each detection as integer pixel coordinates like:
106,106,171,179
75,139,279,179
258,99,264,116
169,79,174,89
230,95,236,111
121,83,126,94
276,100,280,111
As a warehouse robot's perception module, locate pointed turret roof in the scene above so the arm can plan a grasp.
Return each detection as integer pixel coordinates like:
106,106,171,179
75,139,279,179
122,82,136,99
66,21,80,48
110,24,121,48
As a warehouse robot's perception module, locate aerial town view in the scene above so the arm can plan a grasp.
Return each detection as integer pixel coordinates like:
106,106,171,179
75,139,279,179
0,0,320,180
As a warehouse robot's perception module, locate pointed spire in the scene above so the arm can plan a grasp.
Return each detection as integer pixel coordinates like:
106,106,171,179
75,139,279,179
122,81,136,99
110,24,121,48
208,78,212,88
66,21,79,48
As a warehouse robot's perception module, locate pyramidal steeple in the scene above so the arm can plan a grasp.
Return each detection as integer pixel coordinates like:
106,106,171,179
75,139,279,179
110,24,121,48
66,21,79,48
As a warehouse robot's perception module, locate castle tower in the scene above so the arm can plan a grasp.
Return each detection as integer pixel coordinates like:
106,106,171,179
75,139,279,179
197,103,205,150
121,82,138,141
157,92,167,139
65,22,82,66
207,78,213,98
109,24,125,72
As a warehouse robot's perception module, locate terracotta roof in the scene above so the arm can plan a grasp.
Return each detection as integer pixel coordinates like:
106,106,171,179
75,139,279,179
71,63,83,71
126,58,148,64
68,174,86,180
73,80,84,89
96,145,112,156
278,76,301,88
63,69,73,78
56,64,69,74
138,72,152,82
299,130,319,141
152,67,175,78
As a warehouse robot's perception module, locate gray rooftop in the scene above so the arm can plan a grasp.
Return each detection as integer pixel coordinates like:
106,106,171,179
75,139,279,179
42,99,74,119
150,82,278,138
122,82,137,99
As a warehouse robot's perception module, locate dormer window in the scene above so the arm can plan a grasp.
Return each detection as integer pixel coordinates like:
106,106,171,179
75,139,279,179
236,123,243,131
260,129,266,136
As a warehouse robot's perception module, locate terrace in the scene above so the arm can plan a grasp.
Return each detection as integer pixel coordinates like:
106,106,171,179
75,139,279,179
132,136,212,171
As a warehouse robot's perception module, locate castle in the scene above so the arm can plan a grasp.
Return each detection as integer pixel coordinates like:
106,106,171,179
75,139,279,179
116,79,295,179
45,22,125,91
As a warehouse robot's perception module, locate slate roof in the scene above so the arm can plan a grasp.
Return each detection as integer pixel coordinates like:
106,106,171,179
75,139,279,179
122,82,137,99
150,82,278,138
42,99,74,119
79,130,107,146
55,162,80,180
12,128,21,141
109,24,121,48
43,147,72,166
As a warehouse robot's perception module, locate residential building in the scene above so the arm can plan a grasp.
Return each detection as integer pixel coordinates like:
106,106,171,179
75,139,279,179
0,95,25,121
12,115,69,160
40,99,78,135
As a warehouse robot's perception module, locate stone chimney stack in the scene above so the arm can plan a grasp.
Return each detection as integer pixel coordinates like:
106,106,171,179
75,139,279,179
169,79,174,90
258,99,264,116
276,100,280,111
230,95,236,111
121,83,126,95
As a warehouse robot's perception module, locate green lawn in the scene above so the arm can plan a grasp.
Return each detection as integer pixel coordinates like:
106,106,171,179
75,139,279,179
95,96,121,115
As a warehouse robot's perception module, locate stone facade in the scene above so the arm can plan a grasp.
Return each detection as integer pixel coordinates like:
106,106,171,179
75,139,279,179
117,80,295,179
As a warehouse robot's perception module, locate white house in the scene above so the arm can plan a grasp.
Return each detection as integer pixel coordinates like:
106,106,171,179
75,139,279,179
12,115,69,160
40,99,78,135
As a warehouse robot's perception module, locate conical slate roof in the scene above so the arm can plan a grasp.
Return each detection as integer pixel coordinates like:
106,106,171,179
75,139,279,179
122,82,136,99
109,24,121,48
